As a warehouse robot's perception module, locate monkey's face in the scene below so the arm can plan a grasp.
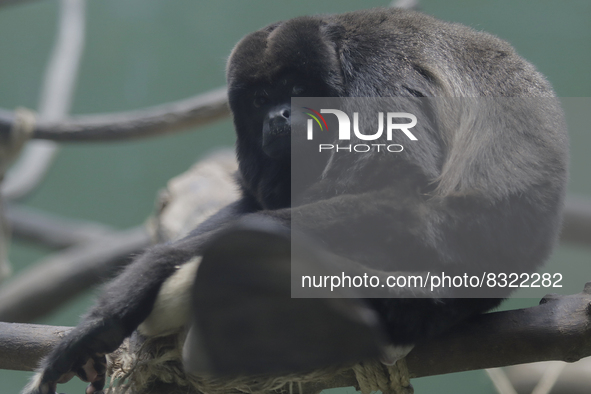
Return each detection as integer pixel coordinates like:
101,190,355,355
227,72,333,208
226,18,344,208
251,77,330,159
227,18,344,161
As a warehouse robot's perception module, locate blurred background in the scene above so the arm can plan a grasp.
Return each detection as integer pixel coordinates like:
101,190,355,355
0,0,589,393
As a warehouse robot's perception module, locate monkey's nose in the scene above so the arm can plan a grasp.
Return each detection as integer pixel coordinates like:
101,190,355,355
269,104,291,122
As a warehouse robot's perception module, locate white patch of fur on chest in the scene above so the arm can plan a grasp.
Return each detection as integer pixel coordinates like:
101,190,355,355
138,257,201,337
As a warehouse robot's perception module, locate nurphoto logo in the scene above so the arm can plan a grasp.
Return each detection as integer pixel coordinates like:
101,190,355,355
302,107,418,153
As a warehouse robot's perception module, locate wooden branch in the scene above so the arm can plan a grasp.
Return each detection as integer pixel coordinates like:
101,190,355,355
562,196,591,247
0,322,71,371
151,149,239,243
1,283,590,388
6,204,114,248
404,282,591,377
0,87,230,142
0,226,150,322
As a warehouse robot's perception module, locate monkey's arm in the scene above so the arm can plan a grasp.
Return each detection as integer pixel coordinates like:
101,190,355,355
23,198,258,394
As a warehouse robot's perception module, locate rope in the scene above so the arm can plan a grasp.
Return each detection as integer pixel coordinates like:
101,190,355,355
106,327,414,394
1,107,36,174
353,358,413,394
106,331,350,394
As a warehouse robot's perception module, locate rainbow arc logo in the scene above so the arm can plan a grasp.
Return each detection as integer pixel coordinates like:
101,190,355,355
302,107,328,131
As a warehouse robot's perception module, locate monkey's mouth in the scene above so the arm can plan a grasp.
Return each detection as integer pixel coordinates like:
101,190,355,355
262,126,291,159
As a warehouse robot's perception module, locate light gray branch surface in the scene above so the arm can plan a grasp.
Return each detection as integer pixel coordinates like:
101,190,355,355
0,322,71,371
0,87,230,142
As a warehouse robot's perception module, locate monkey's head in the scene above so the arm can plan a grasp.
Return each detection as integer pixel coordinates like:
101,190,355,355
226,17,344,209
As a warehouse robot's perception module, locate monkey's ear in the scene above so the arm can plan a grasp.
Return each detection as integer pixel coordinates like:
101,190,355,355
185,220,385,376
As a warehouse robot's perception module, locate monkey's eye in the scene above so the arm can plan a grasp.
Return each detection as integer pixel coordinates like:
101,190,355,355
292,85,305,95
253,96,268,108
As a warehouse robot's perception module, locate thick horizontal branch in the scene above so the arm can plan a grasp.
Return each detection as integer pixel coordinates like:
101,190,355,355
0,322,71,371
2,282,590,388
0,226,151,322
0,87,230,142
404,282,591,377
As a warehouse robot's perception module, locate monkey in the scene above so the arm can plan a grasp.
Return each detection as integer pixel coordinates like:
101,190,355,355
23,7,568,394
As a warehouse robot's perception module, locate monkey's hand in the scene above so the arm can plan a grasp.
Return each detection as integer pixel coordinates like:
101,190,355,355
22,202,251,394
22,242,198,394
22,317,125,394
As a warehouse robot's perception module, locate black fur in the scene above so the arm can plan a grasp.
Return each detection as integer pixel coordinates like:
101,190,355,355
23,8,568,393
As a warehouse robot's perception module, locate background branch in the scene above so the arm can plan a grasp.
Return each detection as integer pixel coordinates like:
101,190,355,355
0,226,150,322
0,87,230,143
562,196,591,247
1,0,86,201
5,204,114,249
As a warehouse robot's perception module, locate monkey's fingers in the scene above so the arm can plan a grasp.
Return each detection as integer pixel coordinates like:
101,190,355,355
76,355,106,394
22,355,81,394
23,342,100,394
